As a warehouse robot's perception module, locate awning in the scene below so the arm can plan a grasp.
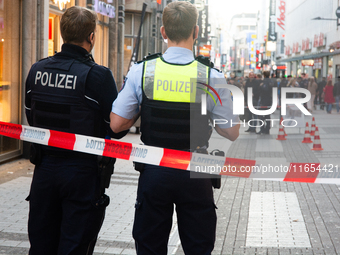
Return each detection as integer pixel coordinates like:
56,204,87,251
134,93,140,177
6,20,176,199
330,41,340,49
277,49,340,63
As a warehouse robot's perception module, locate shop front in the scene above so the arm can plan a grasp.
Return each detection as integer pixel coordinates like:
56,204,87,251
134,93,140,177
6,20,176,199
0,0,21,162
49,0,111,66
0,0,115,163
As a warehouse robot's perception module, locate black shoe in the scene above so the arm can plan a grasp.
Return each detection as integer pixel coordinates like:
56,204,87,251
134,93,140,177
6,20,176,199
262,131,270,135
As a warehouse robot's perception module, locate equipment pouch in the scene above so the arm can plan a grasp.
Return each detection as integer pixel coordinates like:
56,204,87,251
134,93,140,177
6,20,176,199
133,161,145,172
210,149,224,189
30,143,42,165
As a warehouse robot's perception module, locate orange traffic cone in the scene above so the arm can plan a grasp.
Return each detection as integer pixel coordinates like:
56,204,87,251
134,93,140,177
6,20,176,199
302,122,312,143
280,117,288,136
277,120,286,140
311,126,323,151
310,117,316,136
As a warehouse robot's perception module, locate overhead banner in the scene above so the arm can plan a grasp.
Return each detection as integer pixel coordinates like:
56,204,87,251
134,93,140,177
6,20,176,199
276,0,285,33
198,5,208,44
247,33,257,69
268,0,277,41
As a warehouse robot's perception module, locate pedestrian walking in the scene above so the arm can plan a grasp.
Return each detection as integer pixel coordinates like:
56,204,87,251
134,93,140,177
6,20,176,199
333,76,340,113
110,2,240,254
324,80,335,113
257,71,273,135
307,77,318,112
244,72,260,133
317,77,327,109
24,6,126,254
287,76,298,98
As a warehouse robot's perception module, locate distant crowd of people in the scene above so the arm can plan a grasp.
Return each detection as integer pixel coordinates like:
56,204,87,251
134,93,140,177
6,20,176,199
226,72,340,134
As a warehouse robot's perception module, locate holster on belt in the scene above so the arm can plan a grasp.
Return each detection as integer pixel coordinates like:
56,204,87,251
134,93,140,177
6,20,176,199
133,161,145,173
29,143,42,166
97,156,116,192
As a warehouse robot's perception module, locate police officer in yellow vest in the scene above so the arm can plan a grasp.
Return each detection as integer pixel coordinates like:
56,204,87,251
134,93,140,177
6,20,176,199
110,2,240,254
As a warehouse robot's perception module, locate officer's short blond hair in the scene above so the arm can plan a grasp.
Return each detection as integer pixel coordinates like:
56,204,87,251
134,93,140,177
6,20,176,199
60,6,98,44
162,1,198,43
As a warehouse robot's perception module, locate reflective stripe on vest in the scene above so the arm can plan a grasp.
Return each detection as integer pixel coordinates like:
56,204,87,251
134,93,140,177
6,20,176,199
143,58,209,103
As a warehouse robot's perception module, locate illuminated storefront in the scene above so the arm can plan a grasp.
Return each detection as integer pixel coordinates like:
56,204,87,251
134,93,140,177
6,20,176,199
0,0,158,163
125,12,153,76
0,0,21,162
0,0,116,163
49,0,111,66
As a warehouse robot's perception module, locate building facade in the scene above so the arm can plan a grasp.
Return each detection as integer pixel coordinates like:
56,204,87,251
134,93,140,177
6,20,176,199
0,0,166,163
228,13,258,76
280,0,340,81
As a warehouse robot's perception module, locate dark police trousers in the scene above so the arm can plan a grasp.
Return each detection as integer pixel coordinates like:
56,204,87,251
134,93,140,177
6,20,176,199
133,164,217,255
27,156,107,255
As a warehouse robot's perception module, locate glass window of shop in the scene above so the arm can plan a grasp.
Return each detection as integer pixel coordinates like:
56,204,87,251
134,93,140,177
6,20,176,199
312,58,323,80
296,61,301,77
0,0,21,161
124,13,148,75
328,57,333,81
49,1,109,67
48,14,62,56
93,14,109,67
49,0,76,56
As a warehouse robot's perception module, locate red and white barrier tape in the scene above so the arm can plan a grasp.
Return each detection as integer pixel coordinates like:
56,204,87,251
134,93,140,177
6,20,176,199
0,121,339,184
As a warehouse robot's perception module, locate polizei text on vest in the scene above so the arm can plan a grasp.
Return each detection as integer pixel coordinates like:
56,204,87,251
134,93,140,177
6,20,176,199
35,71,78,90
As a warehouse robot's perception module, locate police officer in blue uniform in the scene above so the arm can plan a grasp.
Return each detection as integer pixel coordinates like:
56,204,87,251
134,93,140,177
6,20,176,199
110,2,239,254
25,6,126,255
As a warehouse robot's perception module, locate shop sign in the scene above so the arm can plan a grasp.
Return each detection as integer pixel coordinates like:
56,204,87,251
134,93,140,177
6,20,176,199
313,34,319,47
93,0,115,18
313,58,322,70
319,33,325,46
276,65,286,70
276,0,285,31
302,38,310,51
268,0,277,41
247,32,256,62
285,45,290,55
301,39,306,51
301,60,314,66
198,5,208,43
305,38,310,50
292,42,299,53
199,45,211,57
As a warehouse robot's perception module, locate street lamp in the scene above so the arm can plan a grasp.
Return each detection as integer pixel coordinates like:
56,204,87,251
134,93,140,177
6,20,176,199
312,7,340,26
311,16,337,21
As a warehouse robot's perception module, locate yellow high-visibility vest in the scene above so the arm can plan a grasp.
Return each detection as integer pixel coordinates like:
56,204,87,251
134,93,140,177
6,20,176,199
142,57,209,103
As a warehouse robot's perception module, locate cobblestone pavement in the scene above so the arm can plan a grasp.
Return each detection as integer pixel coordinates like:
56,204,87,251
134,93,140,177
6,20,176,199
1,109,340,254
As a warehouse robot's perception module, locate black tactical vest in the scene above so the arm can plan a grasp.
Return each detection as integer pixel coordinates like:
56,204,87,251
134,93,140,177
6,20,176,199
140,58,211,151
29,55,97,155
